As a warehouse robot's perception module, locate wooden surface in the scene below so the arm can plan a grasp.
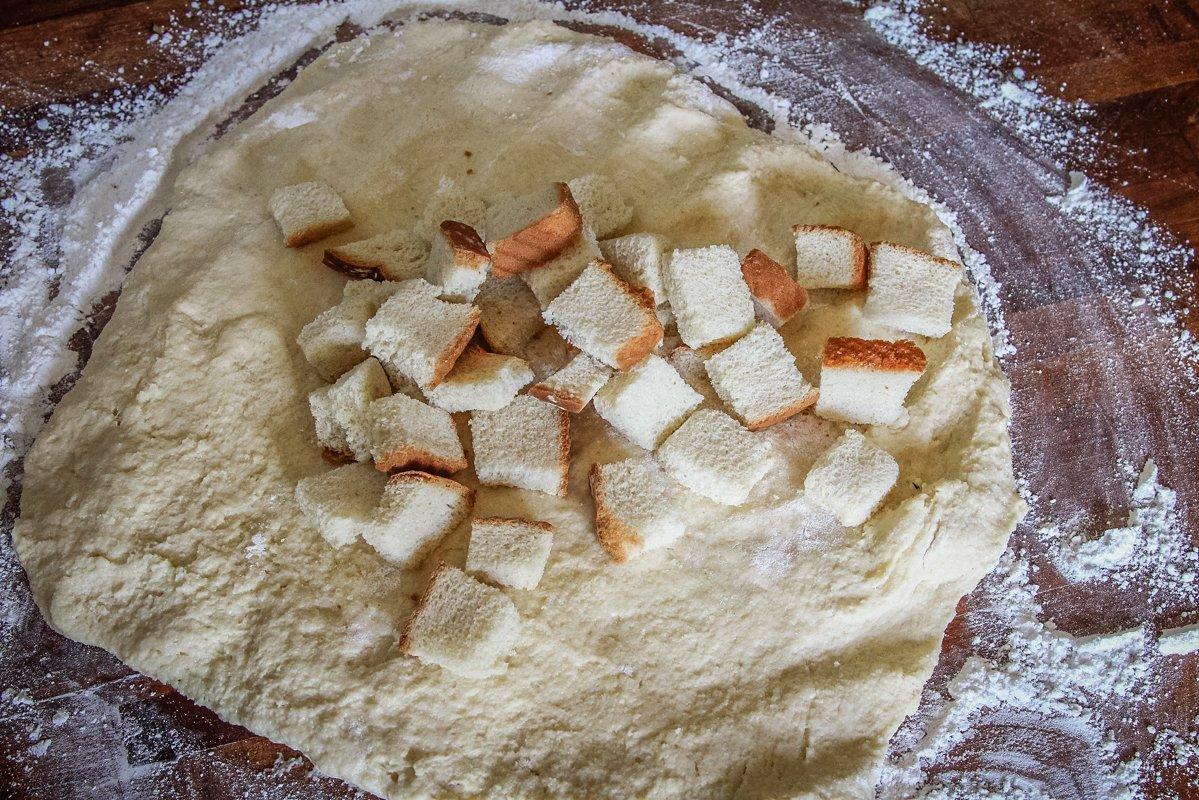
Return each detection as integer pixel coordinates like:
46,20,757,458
2,1,1198,798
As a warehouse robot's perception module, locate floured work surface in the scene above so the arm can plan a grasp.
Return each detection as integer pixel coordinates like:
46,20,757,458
10,18,1022,800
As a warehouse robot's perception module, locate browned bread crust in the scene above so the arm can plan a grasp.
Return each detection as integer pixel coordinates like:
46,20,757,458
554,407,572,498
740,249,808,323
373,445,469,476
473,517,555,533
793,224,868,288
868,240,962,274
822,336,927,373
320,447,356,466
491,183,583,277
527,382,587,414
439,220,491,270
587,463,643,563
427,306,483,388
601,261,664,370
743,386,820,431
322,248,381,280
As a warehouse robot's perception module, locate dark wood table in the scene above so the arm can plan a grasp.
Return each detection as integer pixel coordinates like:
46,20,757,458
2,2,1197,798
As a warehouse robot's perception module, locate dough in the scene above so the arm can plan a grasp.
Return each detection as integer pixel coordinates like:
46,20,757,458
14,19,1024,800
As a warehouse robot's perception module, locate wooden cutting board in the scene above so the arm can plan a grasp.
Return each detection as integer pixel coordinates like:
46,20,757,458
1,1,1197,798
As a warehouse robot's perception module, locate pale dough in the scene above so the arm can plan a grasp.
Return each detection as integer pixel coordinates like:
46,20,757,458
14,19,1024,800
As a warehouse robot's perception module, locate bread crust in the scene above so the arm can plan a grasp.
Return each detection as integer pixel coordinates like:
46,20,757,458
373,446,469,475
527,382,587,414
473,517,555,533
869,240,962,274
439,220,491,270
491,183,583,276
399,560,453,654
554,407,572,497
604,262,664,370
740,249,808,324
320,447,356,466
793,224,868,288
322,247,382,279
822,336,927,373
427,306,483,388
588,463,643,563
743,386,819,431
285,218,353,248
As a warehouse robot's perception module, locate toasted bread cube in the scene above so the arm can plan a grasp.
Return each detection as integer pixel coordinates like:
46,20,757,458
567,174,633,238
367,392,466,474
666,345,720,407
588,458,686,563
741,249,808,328
527,352,613,413
543,261,663,370
864,242,962,337
363,473,473,567
521,224,602,308
294,463,387,548
664,245,755,349
309,357,392,462
476,275,545,356
269,181,352,247
599,233,668,304
425,221,491,302
466,517,554,589
421,177,488,234
297,280,404,381
593,355,702,450
815,337,927,426
792,225,867,289
323,227,428,281
400,564,520,677
657,409,770,506
470,395,570,496
424,346,534,413
487,183,583,276
704,322,817,430
364,279,481,388
803,429,897,526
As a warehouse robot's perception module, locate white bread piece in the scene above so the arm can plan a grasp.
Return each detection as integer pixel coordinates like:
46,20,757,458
567,174,633,239
704,321,818,430
656,408,770,506
666,345,720,407
425,220,491,302
663,245,755,349
476,275,545,356
294,463,387,548
527,352,613,413
522,326,575,381
400,563,520,677
599,233,667,304
864,242,962,337
815,337,927,426
310,357,392,462
741,249,808,328
424,345,534,413
367,392,467,474
470,395,570,496
543,260,663,370
588,457,686,563
466,517,554,589
269,181,352,247
487,183,583,276
363,279,481,388
323,227,428,281
792,224,868,289
520,224,602,308
593,355,702,450
803,429,898,526
421,177,488,234
297,280,404,381
363,472,473,567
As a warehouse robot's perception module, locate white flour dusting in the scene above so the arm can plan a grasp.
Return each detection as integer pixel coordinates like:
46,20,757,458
2,0,1197,797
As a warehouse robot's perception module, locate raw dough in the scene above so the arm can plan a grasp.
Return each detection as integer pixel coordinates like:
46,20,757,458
14,19,1023,800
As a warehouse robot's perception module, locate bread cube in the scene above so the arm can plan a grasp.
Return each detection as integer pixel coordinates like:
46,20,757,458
703,321,817,430
363,279,481,388
466,517,554,589
600,233,668,305
803,429,898,526
543,261,662,370
588,458,686,562
522,326,575,381
362,472,473,566
740,249,807,328
567,174,633,238
297,280,403,381
792,224,867,289
425,220,491,302
663,245,755,349
656,409,770,505
323,227,428,281
400,564,521,677
424,346,534,413
520,224,602,308
864,242,962,337
487,183,583,276
269,181,352,247
367,392,466,474
309,357,392,462
815,337,927,426
527,352,613,413
476,275,546,356
470,395,571,496
294,463,387,548
593,355,702,450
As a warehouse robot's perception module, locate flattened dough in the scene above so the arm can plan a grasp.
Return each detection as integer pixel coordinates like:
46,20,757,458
15,19,1023,800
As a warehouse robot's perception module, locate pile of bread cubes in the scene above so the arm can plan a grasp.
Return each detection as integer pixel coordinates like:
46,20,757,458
271,174,960,677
